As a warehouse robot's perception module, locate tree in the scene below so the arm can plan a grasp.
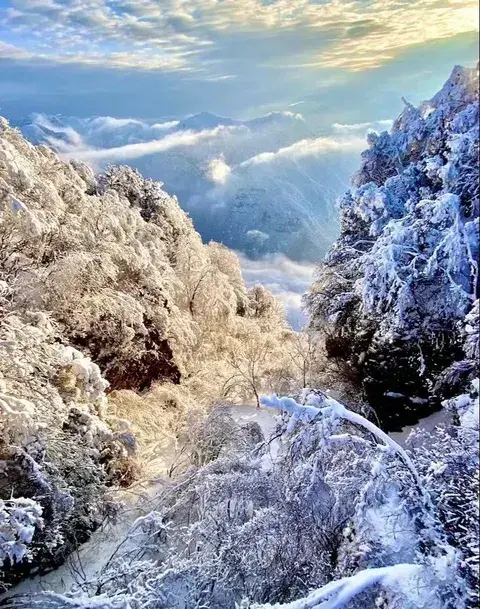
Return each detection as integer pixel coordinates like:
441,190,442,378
223,332,275,408
286,329,320,388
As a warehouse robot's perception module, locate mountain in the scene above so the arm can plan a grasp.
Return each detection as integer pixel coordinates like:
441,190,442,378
1,68,478,609
179,111,239,130
15,110,364,262
306,65,479,430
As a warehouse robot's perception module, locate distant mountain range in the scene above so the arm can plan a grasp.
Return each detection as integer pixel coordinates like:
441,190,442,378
16,110,382,261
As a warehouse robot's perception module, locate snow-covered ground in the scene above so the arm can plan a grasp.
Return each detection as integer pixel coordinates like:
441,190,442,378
229,404,277,438
0,480,166,599
389,408,450,447
1,404,278,601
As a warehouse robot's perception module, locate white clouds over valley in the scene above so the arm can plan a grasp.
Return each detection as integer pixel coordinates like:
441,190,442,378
207,156,232,185
239,253,316,329
239,134,367,168
67,125,246,163
20,109,376,264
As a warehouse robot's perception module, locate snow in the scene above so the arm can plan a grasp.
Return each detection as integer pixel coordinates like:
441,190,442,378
228,404,277,439
0,499,44,568
384,391,404,399
390,408,451,448
2,404,277,599
0,483,163,598
1,64,477,609
261,392,424,490
251,564,422,609
305,64,479,430
228,403,281,466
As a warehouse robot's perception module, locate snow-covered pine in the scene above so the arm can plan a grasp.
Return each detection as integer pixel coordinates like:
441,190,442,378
305,65,479,429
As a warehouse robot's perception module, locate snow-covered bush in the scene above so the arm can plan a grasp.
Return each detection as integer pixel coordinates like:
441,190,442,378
305,65,479,428
20,384,477,609
0,313,132,588
0,498,43,569
21,420,344,607
408,383,479,608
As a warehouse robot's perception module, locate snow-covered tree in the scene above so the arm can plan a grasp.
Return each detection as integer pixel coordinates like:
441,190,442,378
305,65,479,428
0,498,43,570
0,312,135,588
0,118,290,404
21,378,477,609
0,116,298,588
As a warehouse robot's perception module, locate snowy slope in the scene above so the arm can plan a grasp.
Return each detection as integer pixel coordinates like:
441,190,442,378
306,64,479,428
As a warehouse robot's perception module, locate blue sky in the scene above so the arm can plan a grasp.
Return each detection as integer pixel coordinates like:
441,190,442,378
0,0,478,122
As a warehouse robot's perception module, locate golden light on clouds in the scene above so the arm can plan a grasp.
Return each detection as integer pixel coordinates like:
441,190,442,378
313,0,479,70
0,0,478,73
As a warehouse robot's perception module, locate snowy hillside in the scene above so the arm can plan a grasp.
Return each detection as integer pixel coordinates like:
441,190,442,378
0,66,478,609
306,64,479,430
0,118,302,587
17,110,369,261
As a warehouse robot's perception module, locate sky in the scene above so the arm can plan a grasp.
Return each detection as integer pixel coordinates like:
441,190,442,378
0,0,478,327
0,0,478,123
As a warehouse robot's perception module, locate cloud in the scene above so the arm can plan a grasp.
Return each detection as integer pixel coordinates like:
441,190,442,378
197,74,237,82
239,135,366,168
32,114,85,152
90,117,144,130
0,0,476,76
246,229,269,243
224,118,393,171
63,125,245,163
89,116,179,132
23,109,364,263
0,40,28,58
332,119,393,134
207,156,232,185
238,253,315,329
152,120,181,130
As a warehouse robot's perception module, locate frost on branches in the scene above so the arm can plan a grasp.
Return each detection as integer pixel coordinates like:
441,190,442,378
0,122,289,398
0,498,43,569
0,312,134,588
17,380,478,609
0,118,293,420
16,286,479,608
305,65,479,429
8,262,477,606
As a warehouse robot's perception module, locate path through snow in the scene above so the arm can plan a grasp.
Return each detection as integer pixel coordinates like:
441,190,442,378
0,479,167,598
390,408,450,447
1,404,277,601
